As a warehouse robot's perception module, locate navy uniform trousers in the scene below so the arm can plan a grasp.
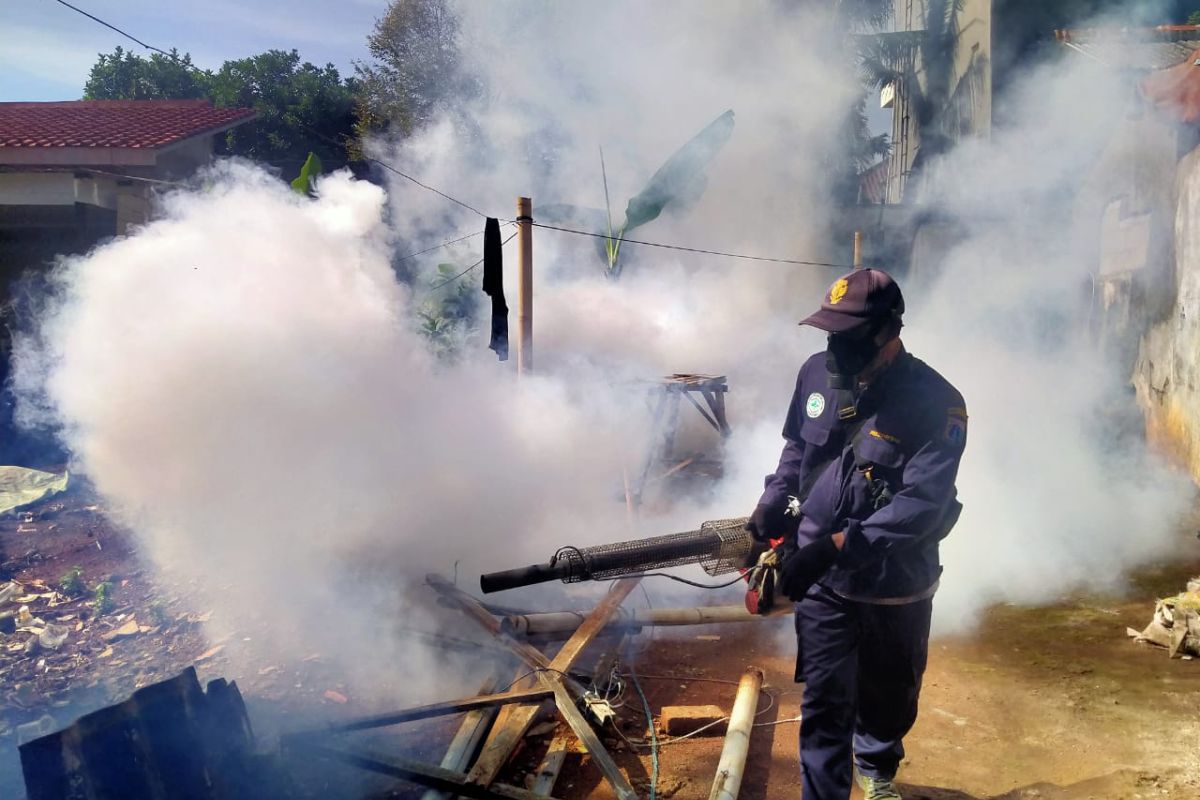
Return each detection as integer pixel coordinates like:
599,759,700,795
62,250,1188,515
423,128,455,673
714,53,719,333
795,583,933,800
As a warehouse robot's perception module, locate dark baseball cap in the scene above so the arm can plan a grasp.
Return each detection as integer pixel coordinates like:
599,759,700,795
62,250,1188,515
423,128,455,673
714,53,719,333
800,268,905,333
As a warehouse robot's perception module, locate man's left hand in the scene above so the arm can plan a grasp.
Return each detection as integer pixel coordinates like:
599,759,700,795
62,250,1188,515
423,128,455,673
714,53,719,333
778,535,841,601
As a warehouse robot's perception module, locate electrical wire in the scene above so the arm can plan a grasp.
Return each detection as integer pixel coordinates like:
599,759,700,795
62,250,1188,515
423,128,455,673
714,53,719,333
531,221,854,269
495,666,575,693
601,572,746,590
51,0,174,57
627,662,658,800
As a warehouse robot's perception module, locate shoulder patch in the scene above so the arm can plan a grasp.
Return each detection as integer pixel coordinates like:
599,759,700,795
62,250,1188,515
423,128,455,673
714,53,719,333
805,392,826,419
943,414,967,448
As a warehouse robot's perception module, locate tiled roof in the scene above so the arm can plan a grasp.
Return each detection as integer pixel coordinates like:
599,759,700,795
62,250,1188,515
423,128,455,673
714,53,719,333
0,100,256,149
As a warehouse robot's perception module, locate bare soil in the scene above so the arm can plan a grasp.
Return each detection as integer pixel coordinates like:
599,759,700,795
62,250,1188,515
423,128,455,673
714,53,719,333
3,495,1199,799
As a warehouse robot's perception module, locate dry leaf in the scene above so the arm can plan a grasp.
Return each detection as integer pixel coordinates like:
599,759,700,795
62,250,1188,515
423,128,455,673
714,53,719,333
323,690,348,704
103,619,140,642
196,644,225,662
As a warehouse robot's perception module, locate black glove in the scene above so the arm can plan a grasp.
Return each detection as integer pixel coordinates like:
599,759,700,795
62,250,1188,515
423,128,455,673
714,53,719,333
744,503,788,543
778,535,840,602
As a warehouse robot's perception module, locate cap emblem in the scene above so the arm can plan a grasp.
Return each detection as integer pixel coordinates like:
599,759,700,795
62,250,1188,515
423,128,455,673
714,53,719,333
828,278,849,305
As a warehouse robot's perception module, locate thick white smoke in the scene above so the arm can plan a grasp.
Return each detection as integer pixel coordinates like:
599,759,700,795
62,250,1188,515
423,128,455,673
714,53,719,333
11,0,1198,699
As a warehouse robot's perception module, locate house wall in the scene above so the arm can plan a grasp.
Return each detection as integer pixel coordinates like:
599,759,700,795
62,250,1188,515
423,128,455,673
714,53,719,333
886,0,993,204
1134,145,1200,483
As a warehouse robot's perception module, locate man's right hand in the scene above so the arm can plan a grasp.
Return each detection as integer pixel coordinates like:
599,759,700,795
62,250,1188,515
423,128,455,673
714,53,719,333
745,503,787,543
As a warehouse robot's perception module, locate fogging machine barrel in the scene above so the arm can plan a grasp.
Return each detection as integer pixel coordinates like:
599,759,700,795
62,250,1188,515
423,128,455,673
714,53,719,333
480,517,751,594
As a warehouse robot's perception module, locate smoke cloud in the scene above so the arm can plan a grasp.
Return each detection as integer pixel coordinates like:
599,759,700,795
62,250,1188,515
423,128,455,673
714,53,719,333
10,0,1197,704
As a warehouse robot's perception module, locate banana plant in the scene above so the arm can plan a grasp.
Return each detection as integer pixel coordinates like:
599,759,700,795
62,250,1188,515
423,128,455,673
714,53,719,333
291,151,323,196
541,109,735,280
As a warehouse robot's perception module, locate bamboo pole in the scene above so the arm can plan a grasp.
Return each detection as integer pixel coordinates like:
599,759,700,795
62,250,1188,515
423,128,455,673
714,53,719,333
516,197,533,375
853,230,863,268
707,667,764,800
501,603,791,637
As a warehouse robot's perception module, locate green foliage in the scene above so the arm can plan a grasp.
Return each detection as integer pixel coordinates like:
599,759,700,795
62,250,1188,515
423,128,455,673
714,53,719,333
541,110,736,280
1188,10,1200,24
355,0,480,138
148,600,170,627
291,152,323,196
207,50,358,174
416,263,478,359
92,581,115,616
58,566,85,598
81,47,358,179
84,46,209,100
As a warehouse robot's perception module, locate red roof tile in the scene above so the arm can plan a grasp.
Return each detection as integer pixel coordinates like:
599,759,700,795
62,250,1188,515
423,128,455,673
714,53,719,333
0,100,256,150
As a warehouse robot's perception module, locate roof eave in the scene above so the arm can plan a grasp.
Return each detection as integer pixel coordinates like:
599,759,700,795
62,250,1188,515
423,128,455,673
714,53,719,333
0,110,259,168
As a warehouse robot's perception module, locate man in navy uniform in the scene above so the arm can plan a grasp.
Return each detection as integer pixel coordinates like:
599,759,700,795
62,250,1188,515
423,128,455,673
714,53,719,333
745,269,967,800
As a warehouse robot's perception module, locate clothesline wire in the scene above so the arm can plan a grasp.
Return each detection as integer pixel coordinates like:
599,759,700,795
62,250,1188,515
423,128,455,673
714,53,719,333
399,225,511,262
531,221,853,269
50,0,855,274
426,231,518,292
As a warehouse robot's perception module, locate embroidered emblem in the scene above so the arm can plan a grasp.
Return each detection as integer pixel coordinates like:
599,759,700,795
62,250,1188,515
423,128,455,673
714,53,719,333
805,392,826,419
944,415,967,447
828,278,849,305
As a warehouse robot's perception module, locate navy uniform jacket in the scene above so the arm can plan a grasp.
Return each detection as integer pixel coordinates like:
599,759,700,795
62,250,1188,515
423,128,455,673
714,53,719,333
759,349,967,600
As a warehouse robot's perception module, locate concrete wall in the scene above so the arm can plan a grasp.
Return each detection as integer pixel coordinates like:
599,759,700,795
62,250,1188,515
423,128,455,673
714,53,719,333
1134,145,1200,483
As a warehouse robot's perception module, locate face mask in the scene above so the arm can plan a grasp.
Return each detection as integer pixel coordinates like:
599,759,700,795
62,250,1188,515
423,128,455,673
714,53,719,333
825,325,882,390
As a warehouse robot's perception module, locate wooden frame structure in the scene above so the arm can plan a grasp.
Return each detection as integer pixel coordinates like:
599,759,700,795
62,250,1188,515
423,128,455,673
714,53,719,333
282,575,645,800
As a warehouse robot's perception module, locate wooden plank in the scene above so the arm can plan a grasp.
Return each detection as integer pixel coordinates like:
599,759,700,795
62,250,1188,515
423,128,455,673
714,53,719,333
466,579,641,789
530,732,568,796
295,741,564,800
425,574,554,672
547,578,641,672
281,686,551,738
421,670,506,800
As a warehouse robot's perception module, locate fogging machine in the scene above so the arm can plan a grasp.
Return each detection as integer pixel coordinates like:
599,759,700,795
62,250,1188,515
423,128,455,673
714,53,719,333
479,517,756,594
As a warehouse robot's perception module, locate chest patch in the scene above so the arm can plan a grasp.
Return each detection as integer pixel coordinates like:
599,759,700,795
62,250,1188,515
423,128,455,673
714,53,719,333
805,392,826,419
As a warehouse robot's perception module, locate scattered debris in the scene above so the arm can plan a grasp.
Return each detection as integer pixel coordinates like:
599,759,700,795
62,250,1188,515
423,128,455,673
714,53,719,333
196,644,226,662
102,618,141,642
1128,580,1200,658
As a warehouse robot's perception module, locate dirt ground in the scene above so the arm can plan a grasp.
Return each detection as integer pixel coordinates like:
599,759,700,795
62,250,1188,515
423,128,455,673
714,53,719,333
2,494,1199,799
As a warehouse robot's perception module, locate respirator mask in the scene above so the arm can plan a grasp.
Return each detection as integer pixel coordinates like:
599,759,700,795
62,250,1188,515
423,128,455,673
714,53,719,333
825,319,886,391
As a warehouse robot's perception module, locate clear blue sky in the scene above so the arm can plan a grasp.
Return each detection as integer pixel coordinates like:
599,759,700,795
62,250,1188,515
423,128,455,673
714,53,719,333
1,0,389,101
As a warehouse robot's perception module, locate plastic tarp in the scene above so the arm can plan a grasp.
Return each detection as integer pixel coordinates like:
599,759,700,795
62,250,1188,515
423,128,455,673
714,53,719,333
1141,49,1200,124
0,466,69,515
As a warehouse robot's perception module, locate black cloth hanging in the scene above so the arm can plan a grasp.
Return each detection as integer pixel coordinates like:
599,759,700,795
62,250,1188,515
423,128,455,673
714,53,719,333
481,217,509,361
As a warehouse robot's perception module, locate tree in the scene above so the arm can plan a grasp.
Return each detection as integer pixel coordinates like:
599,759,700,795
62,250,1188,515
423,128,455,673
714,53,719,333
207,50,358,173
83,46,209,101
354,0,479,138
81,47,358,175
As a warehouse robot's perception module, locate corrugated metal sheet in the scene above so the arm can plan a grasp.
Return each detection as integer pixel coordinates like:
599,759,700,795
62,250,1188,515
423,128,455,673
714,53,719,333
19,667,262,800
1062,39,1200,71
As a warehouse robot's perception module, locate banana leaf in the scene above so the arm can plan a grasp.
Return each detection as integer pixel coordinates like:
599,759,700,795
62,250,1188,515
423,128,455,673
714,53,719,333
621,109,735,234
291,151,323,196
